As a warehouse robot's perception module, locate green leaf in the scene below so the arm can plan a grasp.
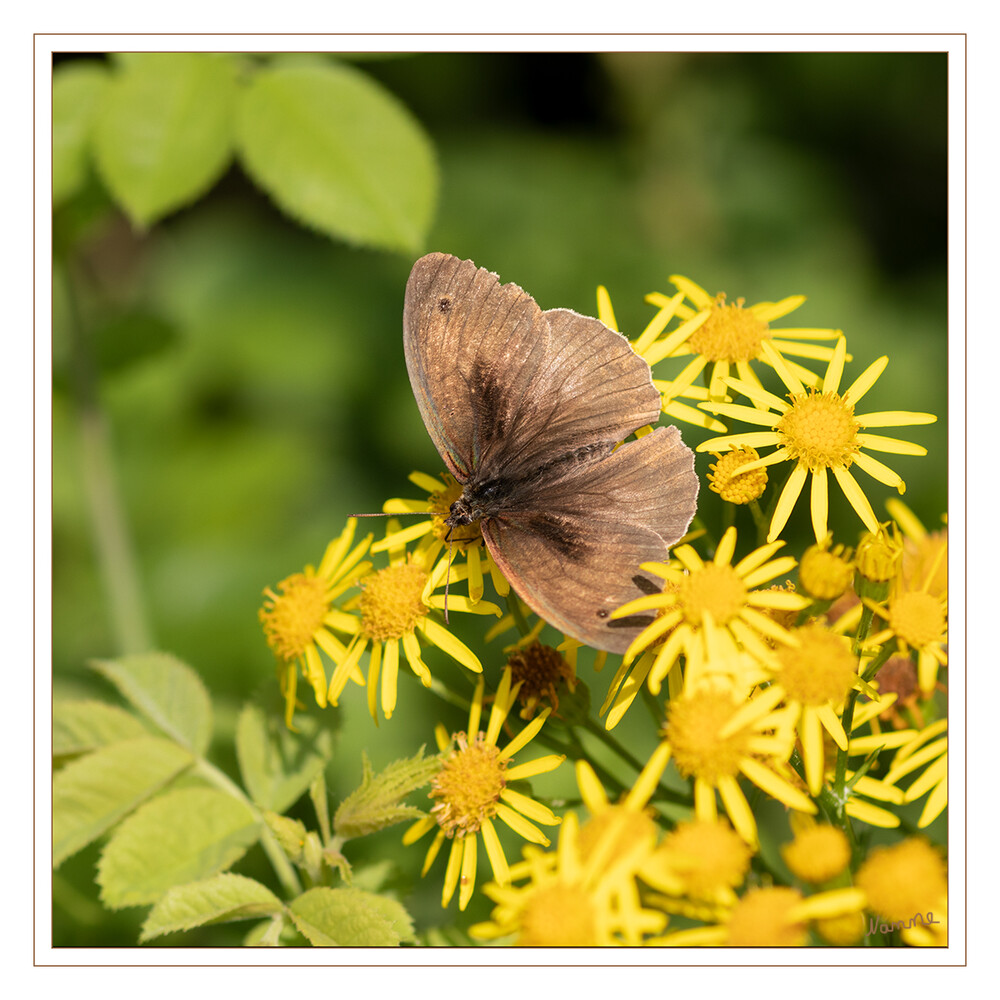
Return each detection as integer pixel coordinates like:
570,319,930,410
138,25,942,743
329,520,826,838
139,873,284,942
53,736,194,867
287,887,414,946
92,53,238,227
236,62,437,252
261,810,308,863
90,652,213,755
333,748,439,839
53,60,110,206
97,786,259,908
53,699,148,758
236,702,333,813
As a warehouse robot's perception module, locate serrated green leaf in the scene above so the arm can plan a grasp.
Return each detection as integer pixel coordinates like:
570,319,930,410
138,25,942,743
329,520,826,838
90,652,212,755
92,52,238,227
53,60,110,206
236,702,333,813
53,699,148,758
334,748,439,839
97,786,259,908
139,873,284,942
261,810,308,862
53,736,194,867
236,63,437,252
287,886,414,946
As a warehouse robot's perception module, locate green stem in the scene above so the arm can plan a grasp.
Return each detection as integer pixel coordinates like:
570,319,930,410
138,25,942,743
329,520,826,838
194,758,303,898
833,607,886,795
64,263,152,654
506,593,532,638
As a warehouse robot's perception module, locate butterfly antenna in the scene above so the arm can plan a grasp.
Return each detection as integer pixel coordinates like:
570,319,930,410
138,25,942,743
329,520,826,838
348,510,429,518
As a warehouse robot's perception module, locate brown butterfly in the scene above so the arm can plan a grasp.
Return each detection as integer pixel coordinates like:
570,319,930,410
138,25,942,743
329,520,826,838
403,252,698,654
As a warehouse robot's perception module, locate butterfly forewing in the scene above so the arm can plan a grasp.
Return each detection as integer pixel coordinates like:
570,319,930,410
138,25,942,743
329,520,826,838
402,252,700,653
404,255,663,485
403,253,548,482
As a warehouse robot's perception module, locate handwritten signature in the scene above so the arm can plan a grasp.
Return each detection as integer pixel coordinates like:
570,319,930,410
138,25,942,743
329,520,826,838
867,911,941,936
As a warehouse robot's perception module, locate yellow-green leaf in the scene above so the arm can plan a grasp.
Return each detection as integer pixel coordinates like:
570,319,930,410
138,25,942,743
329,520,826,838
92,53,238,227
53,736,194,867
97,786,259,908
236,62,437,252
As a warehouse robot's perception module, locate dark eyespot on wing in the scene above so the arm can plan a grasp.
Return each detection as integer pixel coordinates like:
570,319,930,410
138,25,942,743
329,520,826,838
438,296,452,313
606,612,657,632
632,575,662,596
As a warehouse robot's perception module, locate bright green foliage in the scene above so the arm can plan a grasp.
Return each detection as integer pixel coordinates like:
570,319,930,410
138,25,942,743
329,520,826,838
92,53,240,227
237,62,437,252
53,736,194,866
97,786,260,907
140,873,284,943
334,748,440,839
91,652,213,755
53,699,148,759
235,702,333,813
51,653,426,944
288,886,415,946
54,52,438,251
52,60,109,206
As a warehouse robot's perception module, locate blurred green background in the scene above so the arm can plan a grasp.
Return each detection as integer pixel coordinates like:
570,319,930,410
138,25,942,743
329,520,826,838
51,50,948,944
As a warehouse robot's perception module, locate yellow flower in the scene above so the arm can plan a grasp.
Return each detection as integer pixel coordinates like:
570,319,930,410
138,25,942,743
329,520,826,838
595,284,727,434
707,446,768,505
658,679,816,847
375,469,510,605
798,535,854,601
887,498,947,598
864,545,948,697
258,519,372,728
765,624,871,796
573,753,666,872
403,668,564,910
327,533,501,721
883,719,948,828
725,885,867,947
603,526,809,728
697,337,937,543
640,817,753,918
471,750,673,944
643,273,845,404
854,521,904,587
469,812,667,945
856,837,947,945
781,822,851,884
657,884,866,947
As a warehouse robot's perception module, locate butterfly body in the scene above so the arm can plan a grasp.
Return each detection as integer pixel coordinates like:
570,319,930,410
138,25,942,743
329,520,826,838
404,252,699,653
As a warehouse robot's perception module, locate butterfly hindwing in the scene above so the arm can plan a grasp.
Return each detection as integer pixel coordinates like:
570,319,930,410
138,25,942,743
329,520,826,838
480,427,698,653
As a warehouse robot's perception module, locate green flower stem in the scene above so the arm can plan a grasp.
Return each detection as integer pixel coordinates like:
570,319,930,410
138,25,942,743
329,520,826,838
852,603,877,657
64,264,152,655
748,499,770,542
194,758,303,898
789,746,861,863
827,635,896,866
506,592,532,638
